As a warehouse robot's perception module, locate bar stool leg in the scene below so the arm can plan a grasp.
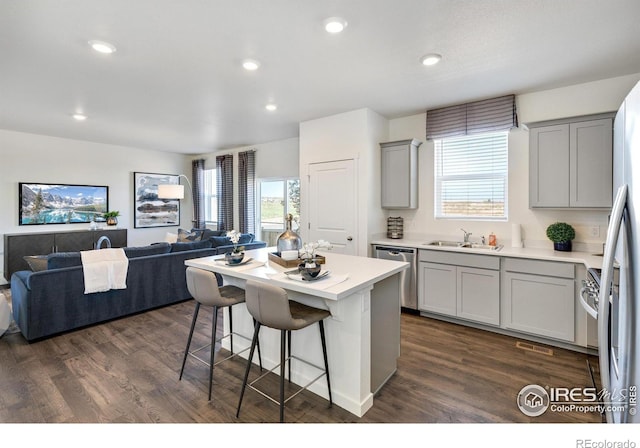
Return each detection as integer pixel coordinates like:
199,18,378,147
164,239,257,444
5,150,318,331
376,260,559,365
254,318,263,371
280,329,286,423
319,320,332,407
209,306,220,401
179,302,201,380
287,330,292,382
236,320,261,418
229,304,234,355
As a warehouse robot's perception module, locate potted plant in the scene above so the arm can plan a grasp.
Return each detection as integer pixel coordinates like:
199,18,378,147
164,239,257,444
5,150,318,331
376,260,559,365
546,222,575,252
224,230,245,265
103,211,120,226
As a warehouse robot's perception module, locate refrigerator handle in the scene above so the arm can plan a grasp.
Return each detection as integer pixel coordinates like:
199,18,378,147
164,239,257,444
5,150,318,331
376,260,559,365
598,184,627,423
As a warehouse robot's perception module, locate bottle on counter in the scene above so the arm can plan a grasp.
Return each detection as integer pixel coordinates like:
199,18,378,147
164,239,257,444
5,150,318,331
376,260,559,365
488,232,497,247
276,214,302,254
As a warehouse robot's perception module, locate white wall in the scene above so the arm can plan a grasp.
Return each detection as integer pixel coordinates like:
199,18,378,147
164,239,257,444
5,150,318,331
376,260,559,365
299,108,389,256
192,137,300,231
387,73,640,251
0,129,189,283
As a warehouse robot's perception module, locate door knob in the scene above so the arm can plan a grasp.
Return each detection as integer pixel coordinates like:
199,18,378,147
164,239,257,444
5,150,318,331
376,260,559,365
347,236,353,241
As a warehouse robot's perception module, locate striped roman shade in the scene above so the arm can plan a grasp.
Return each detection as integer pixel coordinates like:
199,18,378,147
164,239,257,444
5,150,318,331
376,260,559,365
426,94,518,140
216,154,234,231
238,150,256,234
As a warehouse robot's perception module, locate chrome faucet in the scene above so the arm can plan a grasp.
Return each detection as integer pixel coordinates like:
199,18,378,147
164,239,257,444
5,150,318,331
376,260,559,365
96,236,112,249
461,228,472,243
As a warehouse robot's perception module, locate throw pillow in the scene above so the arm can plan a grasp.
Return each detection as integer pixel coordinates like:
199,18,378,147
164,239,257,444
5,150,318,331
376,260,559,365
164,232,178,243
210,236,231,248
23,255,49,272
238,233,255,244
170,240,213,252
177,228,203,242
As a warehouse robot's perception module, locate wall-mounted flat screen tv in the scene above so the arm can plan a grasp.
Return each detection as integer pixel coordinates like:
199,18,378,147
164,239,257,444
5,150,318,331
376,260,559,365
19,182,109,225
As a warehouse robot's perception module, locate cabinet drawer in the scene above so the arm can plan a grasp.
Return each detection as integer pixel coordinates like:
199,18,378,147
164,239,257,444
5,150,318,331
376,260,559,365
503,257,574,278
419,249,500,270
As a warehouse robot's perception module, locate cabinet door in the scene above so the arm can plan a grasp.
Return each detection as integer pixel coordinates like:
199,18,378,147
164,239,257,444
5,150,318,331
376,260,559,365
4,233,55,280
569,118,613,208
418,262,456,316
502,272,575,342
54,232,94,252
94,229,127,248
457,267,500,326
529,124,570,207
381,140,419,209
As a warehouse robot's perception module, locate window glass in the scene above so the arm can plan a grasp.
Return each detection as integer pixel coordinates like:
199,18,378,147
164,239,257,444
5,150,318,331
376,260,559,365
204,168,217,226
434,131,508,220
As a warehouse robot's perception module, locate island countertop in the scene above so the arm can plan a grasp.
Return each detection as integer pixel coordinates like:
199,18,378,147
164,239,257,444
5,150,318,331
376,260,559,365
185,246,409,301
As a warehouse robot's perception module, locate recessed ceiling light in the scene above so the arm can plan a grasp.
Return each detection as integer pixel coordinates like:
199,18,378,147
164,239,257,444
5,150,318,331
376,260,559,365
420,53,442,66
242,59,260,71
265,104,277,112
324,17,347,34
72,113,87,121
88,40,117,54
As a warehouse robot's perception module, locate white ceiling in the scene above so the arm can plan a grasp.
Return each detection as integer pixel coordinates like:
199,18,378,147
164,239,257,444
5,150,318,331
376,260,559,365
2,0,640,155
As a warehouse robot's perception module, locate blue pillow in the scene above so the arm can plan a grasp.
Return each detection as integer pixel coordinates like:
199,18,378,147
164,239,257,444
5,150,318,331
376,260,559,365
238,233,255,244
47,252,82,269
210,236,232,247
124,243,171,258
170,240,213,252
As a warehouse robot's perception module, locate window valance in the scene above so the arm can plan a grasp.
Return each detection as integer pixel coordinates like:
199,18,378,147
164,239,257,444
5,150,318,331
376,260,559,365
426,94,518,140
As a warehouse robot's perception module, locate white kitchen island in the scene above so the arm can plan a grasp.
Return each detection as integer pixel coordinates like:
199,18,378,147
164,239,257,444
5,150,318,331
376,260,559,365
184,247,408,417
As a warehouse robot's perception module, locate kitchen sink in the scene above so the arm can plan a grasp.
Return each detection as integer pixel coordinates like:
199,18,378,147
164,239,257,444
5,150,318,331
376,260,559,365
424,240,503,251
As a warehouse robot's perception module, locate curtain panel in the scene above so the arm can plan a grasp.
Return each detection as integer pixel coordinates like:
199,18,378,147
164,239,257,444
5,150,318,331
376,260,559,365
191,159,206,229
426,94,518,140
216,154,234,231
238,150,256,234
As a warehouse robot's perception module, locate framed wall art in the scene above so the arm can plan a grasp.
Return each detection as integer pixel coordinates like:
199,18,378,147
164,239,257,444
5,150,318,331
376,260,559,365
133,172,180,228
19,182,109,225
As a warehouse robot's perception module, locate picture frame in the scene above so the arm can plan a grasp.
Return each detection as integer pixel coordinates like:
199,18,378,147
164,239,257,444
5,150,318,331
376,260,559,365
18,182,109,225
133,172,180,228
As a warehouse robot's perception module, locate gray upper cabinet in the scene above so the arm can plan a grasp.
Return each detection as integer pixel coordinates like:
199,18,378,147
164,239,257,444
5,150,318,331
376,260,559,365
381,139,421,209
528,114,613,208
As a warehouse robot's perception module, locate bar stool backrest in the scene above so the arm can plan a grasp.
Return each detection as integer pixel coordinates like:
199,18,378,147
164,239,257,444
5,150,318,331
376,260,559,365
245,280,294,330
186,267,224,307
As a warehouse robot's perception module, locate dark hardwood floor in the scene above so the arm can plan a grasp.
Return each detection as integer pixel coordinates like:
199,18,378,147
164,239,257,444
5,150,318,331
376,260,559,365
0,291,602,424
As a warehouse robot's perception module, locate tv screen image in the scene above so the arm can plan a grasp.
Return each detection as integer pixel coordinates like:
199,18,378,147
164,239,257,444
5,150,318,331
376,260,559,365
19,182,109,225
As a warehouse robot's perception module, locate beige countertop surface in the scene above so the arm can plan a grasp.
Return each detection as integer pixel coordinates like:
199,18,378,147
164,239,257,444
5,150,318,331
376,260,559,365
371,237,604,270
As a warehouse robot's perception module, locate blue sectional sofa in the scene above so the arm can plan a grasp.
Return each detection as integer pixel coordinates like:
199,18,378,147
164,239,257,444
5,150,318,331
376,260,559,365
10,234,266,342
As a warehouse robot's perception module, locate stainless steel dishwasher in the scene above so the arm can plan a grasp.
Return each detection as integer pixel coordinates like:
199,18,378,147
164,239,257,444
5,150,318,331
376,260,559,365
373,245,417,311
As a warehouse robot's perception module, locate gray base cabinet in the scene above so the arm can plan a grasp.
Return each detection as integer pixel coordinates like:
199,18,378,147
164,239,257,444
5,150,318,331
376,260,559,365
501,258,575,342
4,228,127,281
418,250,500,326
528,114,613,208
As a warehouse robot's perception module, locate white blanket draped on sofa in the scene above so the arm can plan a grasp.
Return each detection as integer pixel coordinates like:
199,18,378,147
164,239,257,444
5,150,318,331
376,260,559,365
80,248,129,294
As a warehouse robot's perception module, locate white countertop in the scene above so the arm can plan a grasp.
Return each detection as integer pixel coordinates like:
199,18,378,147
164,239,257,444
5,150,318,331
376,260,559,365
371,237,604,270
185,247,409,301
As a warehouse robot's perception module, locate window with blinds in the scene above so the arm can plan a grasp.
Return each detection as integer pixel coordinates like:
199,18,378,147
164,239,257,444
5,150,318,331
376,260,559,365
434,131,508,220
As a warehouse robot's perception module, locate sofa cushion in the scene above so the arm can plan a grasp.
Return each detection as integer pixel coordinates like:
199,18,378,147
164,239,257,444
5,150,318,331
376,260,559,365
178,228,203,242
47,252,82,269
170,239,213,252
191,228,225,240
23,255,49,272
124,243,171,258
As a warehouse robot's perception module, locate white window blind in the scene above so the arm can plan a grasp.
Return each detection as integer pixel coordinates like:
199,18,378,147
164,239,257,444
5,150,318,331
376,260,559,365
434,131,508,220
203,168,217,225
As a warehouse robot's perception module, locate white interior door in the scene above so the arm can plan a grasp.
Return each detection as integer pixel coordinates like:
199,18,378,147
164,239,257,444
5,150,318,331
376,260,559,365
308,159,357,255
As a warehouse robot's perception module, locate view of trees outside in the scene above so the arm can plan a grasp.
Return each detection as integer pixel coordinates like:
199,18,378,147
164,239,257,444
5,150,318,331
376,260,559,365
260,179,300,245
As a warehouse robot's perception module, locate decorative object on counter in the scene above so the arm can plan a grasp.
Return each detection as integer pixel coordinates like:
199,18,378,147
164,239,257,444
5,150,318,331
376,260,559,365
511,223,523,248
224,230,245,264
268,252,300,268
103,210,120,226
300,240,332,261
387,216,404,239
280,250,298,261
488,232,497,247
297,261,322,280
546,222,575,252
298,240,331,278
276,213,302,253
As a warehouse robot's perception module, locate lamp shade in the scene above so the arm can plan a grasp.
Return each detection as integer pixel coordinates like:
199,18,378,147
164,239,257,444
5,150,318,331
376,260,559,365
157,184,185,199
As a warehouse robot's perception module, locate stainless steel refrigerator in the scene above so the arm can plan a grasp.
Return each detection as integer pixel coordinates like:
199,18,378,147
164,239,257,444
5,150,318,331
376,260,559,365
595,80,640,423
